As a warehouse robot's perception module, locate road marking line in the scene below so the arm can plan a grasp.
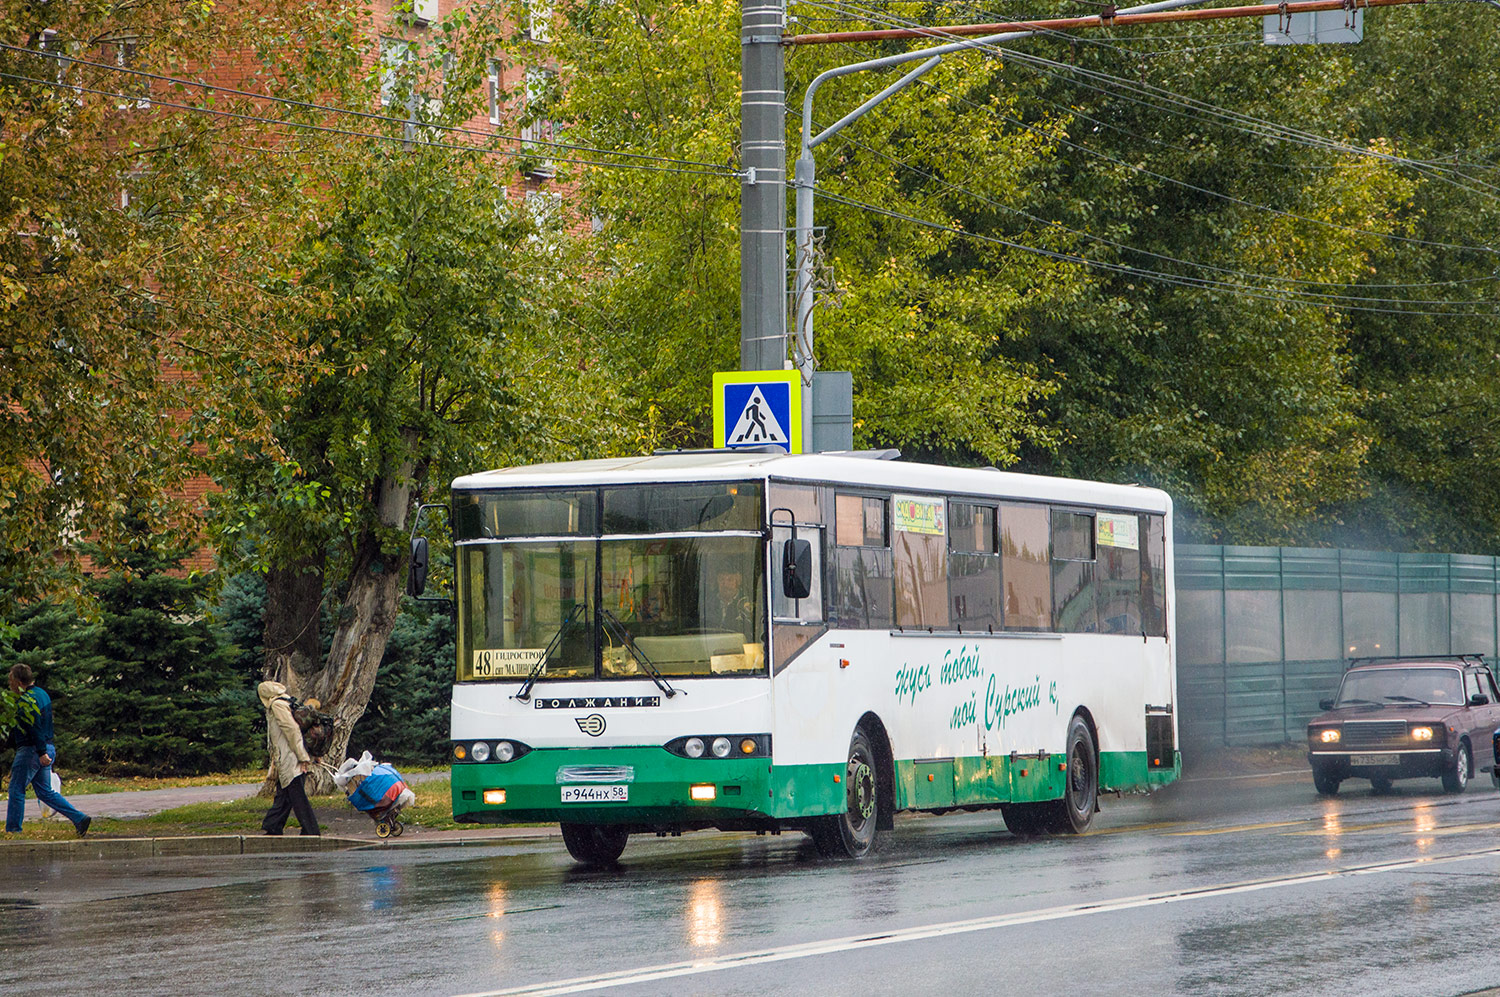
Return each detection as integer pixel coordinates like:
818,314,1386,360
454,846,1500,997
1165,820,1305,836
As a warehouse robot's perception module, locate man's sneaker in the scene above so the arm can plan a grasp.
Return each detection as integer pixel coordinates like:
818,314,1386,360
76,816,91,837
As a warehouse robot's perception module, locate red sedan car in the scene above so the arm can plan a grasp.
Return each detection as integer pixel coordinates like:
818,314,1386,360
1306,655,1500,795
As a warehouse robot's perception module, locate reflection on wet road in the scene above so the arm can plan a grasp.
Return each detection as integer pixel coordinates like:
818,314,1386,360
7,772,1500,996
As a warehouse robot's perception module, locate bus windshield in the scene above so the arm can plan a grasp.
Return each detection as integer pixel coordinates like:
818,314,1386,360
455,483,767,682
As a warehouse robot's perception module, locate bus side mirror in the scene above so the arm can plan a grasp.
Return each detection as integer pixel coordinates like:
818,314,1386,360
782,538,812,600
408,536,430,597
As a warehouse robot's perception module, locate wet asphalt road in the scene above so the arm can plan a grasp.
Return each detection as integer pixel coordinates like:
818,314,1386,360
7,769,1500,996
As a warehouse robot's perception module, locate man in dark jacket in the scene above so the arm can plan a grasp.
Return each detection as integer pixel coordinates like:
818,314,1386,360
6,664,89,835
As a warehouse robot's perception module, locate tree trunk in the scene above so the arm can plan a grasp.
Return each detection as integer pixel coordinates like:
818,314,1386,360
304,456,423,793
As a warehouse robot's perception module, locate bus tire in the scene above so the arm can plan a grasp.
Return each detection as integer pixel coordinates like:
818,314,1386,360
811,727,880,859
1047,715,1099,835
560,823,629,865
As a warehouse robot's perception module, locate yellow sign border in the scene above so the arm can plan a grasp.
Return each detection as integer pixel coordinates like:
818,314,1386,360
712,371,803,454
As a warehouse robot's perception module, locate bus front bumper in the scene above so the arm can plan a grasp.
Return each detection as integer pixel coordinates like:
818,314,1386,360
451,746,783,829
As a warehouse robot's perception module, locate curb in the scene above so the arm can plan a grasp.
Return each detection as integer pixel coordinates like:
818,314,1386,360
0,828,560,865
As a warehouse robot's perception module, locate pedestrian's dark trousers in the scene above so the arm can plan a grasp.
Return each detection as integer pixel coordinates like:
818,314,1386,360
262,774,319,835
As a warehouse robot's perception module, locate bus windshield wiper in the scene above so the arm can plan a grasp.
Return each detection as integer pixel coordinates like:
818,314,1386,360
600,608,680,699
513,602,586,702
1384,694,1432,706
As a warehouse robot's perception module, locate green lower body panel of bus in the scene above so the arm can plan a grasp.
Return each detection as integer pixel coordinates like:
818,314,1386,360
451,747,846,827
895,751,1181,810
455,746,1183,825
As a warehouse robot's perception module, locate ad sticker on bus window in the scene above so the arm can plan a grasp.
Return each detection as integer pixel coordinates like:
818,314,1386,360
1096,512,1139,550
893,495,945,536
472,648,546,678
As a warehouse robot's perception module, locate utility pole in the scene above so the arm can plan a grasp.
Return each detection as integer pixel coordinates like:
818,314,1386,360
739,0,787,372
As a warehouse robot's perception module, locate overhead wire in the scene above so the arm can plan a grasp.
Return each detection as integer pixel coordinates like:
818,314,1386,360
795,0,1500,199
812,114,1500,294
0,69,741,179
0,40,734,174
812,186,1500,315
791,4,1500,254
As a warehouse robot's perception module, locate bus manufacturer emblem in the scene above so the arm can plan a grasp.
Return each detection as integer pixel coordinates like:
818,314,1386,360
576,714,607,737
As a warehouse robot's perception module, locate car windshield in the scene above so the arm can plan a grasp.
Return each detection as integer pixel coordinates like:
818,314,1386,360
1336,666,1465,707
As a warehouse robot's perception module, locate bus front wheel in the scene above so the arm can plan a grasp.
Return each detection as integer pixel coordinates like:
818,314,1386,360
560,823,629,865
1047,715,1099,834
811,728,880,859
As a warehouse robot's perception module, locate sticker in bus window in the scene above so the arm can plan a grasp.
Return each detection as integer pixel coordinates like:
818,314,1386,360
893,495,945,536
472,648,546,678
1096,513,1140,550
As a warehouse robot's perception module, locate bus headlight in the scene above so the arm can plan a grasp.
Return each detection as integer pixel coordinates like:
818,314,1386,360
711,737,732,758
453,743,468,761
495,740,515,762
684,737,705,758
690,784,717,801
471,741,491,762
1411,726,1434,741
740,738,757,755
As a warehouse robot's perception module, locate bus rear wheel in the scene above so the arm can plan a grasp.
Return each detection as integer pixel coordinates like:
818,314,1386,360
560,823,629,865
1046,715,1099,835
811,728,880,859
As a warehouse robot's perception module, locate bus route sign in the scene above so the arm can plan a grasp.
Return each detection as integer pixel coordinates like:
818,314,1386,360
712,371,802,454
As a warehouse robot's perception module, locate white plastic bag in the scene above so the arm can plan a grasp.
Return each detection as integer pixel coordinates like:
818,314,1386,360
40,771,62,817
333,750,376,790
394,787,415,810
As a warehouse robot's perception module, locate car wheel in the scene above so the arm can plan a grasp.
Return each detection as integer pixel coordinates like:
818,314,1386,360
810,727,880,859
560,823,629,865
1441,740,1471,794
1312,768,1341,796
1369,776,1393,794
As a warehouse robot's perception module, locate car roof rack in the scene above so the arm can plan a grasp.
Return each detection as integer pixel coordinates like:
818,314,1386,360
1346,652,1488,668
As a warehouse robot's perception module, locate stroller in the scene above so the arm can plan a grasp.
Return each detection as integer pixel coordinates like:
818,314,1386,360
334,751,416,838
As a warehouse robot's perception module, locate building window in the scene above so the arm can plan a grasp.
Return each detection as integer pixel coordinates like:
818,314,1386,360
528,0,553,42
520,66,556,178
379,37,414,107
486,59,502,125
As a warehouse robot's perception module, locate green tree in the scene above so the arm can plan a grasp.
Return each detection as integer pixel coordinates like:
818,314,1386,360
67,516,257,775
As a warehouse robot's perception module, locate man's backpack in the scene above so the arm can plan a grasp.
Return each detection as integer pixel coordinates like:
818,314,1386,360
278,695,336,757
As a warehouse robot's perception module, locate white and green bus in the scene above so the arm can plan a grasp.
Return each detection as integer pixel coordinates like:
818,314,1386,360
433,450,1177,863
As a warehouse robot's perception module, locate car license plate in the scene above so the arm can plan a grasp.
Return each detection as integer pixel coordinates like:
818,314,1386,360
1350,754,1391,766
560,785,628,803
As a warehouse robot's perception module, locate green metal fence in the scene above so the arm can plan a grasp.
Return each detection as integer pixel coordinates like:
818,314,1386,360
1175,545,1500,748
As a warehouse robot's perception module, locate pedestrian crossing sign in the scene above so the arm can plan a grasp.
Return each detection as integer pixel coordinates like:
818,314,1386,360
712,371,802,454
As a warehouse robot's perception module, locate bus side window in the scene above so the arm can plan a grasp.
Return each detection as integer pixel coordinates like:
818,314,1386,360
1000,503,1050,631
1096,511,1141,635
834,493,893,629
1141,514,1167,637
894,495,949,630
1051,509,1097,633
949,503,1000,630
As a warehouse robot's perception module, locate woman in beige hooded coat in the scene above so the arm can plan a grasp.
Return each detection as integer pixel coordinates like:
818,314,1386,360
257,680,320,835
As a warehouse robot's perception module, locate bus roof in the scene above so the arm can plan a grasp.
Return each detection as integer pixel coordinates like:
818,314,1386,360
451,452,1172,514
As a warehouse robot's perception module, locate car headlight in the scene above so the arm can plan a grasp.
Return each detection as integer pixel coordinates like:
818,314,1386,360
470,740,491,762
1410,726,1434,741
711,737,732,758
684,737,705,758
1319,729,1341,744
